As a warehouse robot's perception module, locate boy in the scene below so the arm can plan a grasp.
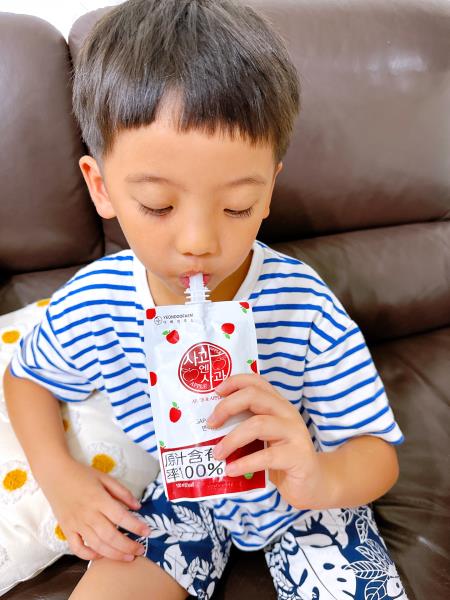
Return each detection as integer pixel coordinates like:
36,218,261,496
3,1,408,598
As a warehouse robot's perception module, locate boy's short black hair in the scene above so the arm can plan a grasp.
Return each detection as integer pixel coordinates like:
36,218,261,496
72,0,300,171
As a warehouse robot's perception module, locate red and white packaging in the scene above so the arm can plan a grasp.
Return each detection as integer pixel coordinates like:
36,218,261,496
143,274,267,502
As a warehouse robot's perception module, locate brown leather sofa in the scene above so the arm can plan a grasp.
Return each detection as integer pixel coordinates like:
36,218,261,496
1,1,449,598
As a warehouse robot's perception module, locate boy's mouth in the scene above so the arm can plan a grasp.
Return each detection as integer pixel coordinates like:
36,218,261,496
179,273,211,289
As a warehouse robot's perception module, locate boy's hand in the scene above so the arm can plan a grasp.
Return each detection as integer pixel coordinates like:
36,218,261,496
207,374,330,509
40,457,151,562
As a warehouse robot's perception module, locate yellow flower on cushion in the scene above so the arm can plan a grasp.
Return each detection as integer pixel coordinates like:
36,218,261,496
59,404,81,435
0,460,38,504
54,523,67,541
1,330,20,344
92,454,115,472
0,323,28,358
39,516,70,553
87,442,125,479
36,298,51,307
0,324,25,345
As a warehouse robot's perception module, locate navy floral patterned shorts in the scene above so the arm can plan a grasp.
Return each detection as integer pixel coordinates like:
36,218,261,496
96,478,409,600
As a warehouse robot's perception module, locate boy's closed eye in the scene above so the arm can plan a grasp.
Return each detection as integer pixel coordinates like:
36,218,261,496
136,203,255,218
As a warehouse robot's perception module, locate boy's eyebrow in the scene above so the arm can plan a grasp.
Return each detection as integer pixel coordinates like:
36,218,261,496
125,173,267,190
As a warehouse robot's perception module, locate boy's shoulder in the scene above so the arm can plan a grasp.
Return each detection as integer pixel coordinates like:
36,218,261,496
256,240,345,308
255,241,356,356
256,240,329,284
46,249,138,316
63,248,135,287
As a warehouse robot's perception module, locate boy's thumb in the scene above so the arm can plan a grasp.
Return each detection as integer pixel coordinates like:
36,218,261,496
100,473,141,509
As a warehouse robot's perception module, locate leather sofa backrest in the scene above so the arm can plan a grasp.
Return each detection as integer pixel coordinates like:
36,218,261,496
0,13,103,275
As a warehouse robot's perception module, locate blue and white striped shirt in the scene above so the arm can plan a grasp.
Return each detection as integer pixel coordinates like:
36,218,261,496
10,239,404,550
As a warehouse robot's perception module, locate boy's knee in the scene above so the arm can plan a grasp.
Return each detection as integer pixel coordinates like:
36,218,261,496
69,556,188,600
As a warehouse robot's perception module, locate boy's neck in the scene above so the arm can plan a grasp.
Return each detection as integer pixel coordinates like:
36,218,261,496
146,250,253,306
210,250,253,303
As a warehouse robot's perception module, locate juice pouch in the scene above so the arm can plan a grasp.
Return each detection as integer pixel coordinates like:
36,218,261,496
143,274,267,502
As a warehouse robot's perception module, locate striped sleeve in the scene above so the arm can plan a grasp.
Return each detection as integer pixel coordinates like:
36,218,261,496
8,294,97,403
302,323,404,450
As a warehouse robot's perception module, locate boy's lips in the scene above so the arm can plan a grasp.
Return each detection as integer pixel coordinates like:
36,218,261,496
179,273,211,289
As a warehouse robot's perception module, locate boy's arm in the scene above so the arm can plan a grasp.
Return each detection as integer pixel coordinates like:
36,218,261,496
3,365,75,482
314,435,399,509
208,373,401,510
3,365,151,561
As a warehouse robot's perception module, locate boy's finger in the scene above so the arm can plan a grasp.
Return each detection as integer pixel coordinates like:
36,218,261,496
222,445,293,478
105,501,152,540
67,531,106,562
90,514,148,558
100,472,141,509
213,415,295,461
208,386,293,428
214,373,272,396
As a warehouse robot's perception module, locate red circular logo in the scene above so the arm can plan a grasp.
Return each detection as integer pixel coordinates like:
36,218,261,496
178,342,232,393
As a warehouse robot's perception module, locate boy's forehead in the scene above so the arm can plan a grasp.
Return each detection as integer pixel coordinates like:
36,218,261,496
103,90,276,176
105,119,277,184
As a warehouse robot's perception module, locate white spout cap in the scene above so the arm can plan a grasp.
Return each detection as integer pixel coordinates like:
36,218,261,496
185,273,211,304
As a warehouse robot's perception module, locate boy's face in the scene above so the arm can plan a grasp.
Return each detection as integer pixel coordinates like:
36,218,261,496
79,104,282,305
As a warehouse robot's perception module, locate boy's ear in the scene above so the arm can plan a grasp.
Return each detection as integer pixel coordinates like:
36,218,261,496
78,155,116,219
263,161,283,219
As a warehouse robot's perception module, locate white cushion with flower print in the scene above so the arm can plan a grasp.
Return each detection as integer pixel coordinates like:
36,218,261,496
0,299,159,595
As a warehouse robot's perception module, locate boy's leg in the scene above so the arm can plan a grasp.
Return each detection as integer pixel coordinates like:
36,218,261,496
69,555,188,600
263,505,409,600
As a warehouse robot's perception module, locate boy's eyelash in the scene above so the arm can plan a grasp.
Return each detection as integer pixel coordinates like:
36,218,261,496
225,207,254,218
138,204,172,216
137,205,254,218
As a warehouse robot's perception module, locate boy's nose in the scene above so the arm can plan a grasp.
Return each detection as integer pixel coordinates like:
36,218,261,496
176,218,219,258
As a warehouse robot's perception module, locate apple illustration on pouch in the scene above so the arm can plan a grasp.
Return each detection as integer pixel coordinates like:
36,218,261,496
212,357,227,371
221,323,235,339
169,402,182,423
163,329,179,344
247,359,258,373
239,302,250,313
184,367,200,383
244,472,254,480
148,371,157,386
146,308,156,319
